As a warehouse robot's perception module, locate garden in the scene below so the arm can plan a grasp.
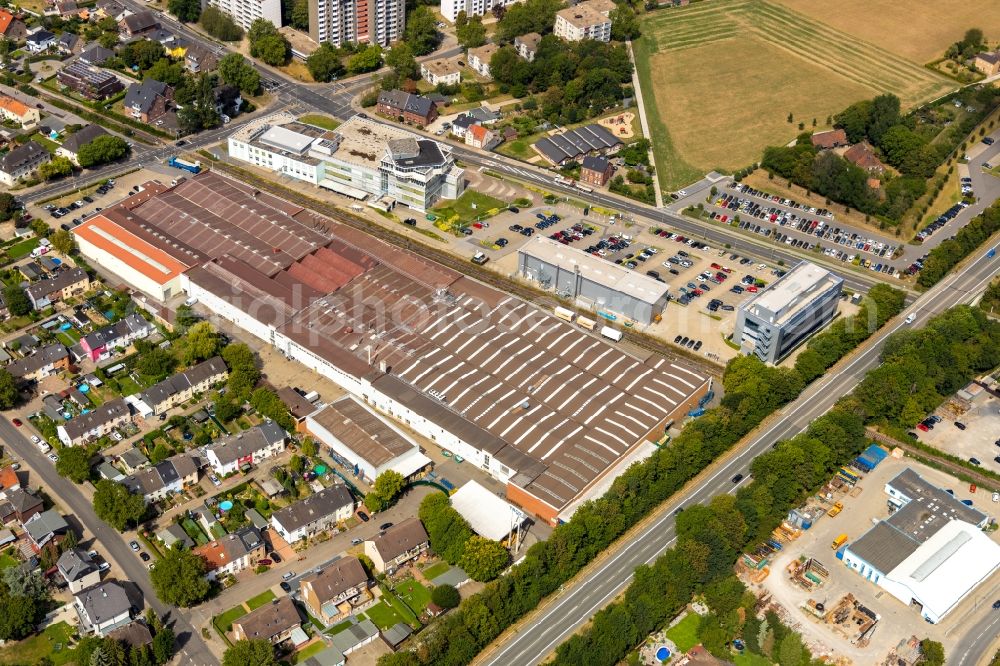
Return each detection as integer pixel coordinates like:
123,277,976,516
431,190,509,235
0,621,77,666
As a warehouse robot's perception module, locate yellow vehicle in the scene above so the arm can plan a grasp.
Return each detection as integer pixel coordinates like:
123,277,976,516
827,502,843,517
831,534,848,550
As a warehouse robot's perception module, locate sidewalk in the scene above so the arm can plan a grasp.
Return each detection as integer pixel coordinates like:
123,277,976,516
627,41,662,207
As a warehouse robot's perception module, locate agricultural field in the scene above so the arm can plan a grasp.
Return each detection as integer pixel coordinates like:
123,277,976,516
635,0,956,189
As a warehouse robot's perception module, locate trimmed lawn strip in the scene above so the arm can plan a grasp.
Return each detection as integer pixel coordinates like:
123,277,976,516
395,578,431,615
0,621,77,666
214,604,247,634
298,114,340,130
324,619,354,635
294,641,327,663
7,237,40,259
246,589,277,610
665,612,700,653
421,561,450,580
360,600,404,630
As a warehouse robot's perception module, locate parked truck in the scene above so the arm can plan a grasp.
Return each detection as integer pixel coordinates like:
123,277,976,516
831,533,848,550
827,501,843,517
168,156,201,174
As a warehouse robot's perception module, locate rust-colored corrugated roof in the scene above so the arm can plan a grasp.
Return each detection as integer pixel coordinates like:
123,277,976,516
73,214,189,285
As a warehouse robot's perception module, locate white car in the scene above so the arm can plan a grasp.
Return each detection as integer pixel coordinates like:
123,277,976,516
98,562,111,572
904,313,916,324
47,453,59,463
210,475,221,487
30,435,40,444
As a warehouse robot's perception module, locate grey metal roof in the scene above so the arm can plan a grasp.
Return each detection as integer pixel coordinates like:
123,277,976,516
328,619,378,655
271,484,353,533
381,622,412,647
886,468,987,533
303,646,345,666
847,521,918,574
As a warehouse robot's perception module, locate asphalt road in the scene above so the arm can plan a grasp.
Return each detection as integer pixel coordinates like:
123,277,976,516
480,245,1000,666
953,599,1000,666
0,418,218,665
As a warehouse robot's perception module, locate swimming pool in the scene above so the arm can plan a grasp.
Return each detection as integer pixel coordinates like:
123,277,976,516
655,646,671,662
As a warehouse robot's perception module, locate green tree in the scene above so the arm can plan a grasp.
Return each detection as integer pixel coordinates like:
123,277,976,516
306,43,346,82
29,219,49,238
93,480,147,531
150,543,210,607
347,44,382,74
149,442,171,464
609,4,640,41
0,369,19,409
168,0,201,22
51,229,75,254
289,454,304,474
403,6,440,55
120,39,166,71
291,0,309,30
223,343,260,400
459,536,509,582
56,445,93,482
496,0,562,41
455,13,486,48
430,583,460,609
135,346,176,378
201,6,244,41
219,53,261,95
249,387,295,431
0,193,18,221
176,321,223,364
213,397,242,422
4,285,30,316
385,43,418,81
152,625,174,664
301,437,317,458
249,20,290,65
175,304,200,330
39,156,73,181
919,639,945,666
77,135,130,168
223,639,277,666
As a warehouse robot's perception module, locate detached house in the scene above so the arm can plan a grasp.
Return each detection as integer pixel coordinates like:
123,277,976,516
58,548,101,593
57,125,110,166
25,267,90,308
0,9,28,42
364,517,429,573
580,155,613,187
6,343,71,382
269,484,354,544
232,597,302,645
300,556,369,625
131,356,227,416
810,128,848,149
194,526,265,580
465,124,499,150
79,313,155,362
24,509,71,551
205,421,287,476
118,10,159,38
57,397,132,446
25,29,56,53
844,142,888,174
74,581,133,636
0,95,40,127
0,141,50,186
123,79,173,123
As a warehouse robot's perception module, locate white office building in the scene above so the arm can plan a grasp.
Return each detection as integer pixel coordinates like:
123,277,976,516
310,0,404,46
203,0,281,31
733,261,843,364
228,113,465,211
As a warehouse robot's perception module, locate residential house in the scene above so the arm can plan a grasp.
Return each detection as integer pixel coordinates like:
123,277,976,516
79,313,155,362
122,453,201,502
118,10,159,38
24,509,71,551
580,154,613,186
194,526,265,580
25,29,56,53
79,44,115,66
514,32,541,61
123,79,173,123
213,84,243,119
231,597,302,644
450,114,477,139
844,142,888,174
58,32,80,54
974,50,1000,77
184,44,219,73
0,95,40,127
465,124,499,150
467,44,498,79
58,548,101,593
270,484,354,544
57,397,132,446
93,0,126,20
74,581,133,636
810,128,848,149
376,90,438,126
57,125,111,166
0,487,43,524
420,59,461,86
0,465,21,494
466,106,500,125
119,447,150,473
55,1,84,19
18,262,44,281
196,501,222,538
57,62,124,100
156,523,195,550
25,267,91,308
107,621,153,649
300,556,369,625
0,9,28,42
205,421,287,476
364,517,429,573
553,0,613,42
6,343,71,382
131,356,228,416
0,141,50,186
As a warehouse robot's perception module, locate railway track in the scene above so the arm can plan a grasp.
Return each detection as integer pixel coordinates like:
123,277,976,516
206,160,724,378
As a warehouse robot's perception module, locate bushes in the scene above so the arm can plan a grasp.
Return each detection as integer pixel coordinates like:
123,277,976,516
917,200,1000,287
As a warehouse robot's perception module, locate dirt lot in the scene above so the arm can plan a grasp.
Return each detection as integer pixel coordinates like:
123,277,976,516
750,455,1000,662
914,389,1000,475
773,0,1000,63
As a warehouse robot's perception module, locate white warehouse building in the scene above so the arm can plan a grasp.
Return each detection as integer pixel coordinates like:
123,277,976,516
841,468,1000,624
227,113,465,212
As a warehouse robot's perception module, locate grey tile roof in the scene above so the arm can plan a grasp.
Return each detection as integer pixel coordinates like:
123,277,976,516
75,580,131,625
6,343,68,378
124,79,169,115
59,125,108,155
207,421,286,466
301,555,367,605
0,141,47,173
80,44,115,65
119,447,150,470
377,90,435,119
25,509,69,542
60,397,129,441
81,313,153,350
233,597,301,641
136,356,227,410
368,517,428,563
271,484,353,534
534,124,621,163
581,155,609,172
57,547,97,582
25,267,89,304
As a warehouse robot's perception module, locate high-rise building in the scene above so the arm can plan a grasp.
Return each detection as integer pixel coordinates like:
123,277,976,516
204,0,281,31
309,0,404,46
440,0,521,23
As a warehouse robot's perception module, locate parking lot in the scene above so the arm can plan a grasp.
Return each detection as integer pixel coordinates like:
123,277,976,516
754,455,1000,662
913,388,1000,474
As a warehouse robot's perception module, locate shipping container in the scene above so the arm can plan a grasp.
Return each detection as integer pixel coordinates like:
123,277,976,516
576,316,597,331
600,326,623,342
554,306,575,322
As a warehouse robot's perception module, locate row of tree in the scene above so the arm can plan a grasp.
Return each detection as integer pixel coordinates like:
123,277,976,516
418,493,509,582
376,283,904,665
917,200,1000,287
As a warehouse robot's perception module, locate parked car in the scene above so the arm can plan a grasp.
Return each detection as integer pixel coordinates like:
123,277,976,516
11,418,21,426
282,571,295,581
130,541,140,552
955,422,967,430
379,522,393,531
209,475,221,486
140,552,150,562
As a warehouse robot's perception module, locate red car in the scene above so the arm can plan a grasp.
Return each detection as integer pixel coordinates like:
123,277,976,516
11,418,21,427
472,223,483,229
747,286,758,293
916,423,929,432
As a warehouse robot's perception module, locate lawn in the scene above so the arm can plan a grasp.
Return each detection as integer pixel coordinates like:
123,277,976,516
325,619,354,635
0,621,77,666
665,613,701,653
214,605,248,633
293,641,328,664
734,652,774,666
7,237,40,259
395,578,431,615
298,114,340,131
0,549,19,569
56,330,80,348
360,601,405,630
433,190,509,226
30,133,61,154
246,589,276,610
634,0,954,189
181,517,211,546
421,561,451,580
496,138,537,161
